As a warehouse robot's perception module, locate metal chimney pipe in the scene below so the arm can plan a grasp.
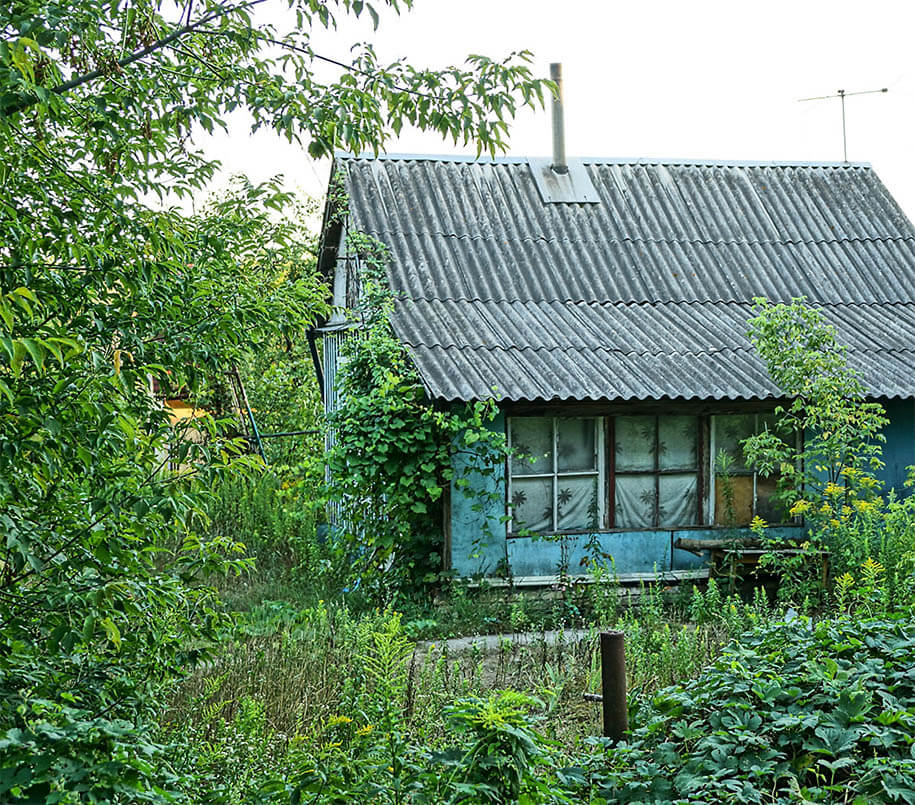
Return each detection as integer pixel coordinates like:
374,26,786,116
550,62,568,174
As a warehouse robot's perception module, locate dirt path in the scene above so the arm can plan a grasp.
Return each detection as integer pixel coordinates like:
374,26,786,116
419,628,594,654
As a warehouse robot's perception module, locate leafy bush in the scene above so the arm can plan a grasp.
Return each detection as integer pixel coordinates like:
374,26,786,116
585,617,915,804
744,299,915,608
266,690,570,805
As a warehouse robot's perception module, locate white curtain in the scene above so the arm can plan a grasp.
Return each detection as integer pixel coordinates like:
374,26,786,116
615,474,655,527
659,474,698,527
557,475,599,531
615,415,699,528
511,477,552,533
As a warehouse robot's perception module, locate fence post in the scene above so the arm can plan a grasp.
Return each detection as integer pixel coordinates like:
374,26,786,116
600,630,628,742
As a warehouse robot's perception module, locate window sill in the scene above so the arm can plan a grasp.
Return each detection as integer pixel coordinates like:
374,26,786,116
506,523,801,539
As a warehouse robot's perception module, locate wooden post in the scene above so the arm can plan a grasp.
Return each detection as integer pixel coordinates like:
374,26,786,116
599,630,628,742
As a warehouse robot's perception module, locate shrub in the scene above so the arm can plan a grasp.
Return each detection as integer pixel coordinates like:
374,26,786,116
744,298,915,608
584,617,915,804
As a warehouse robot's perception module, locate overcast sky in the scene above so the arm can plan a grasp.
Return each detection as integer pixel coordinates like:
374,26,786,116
201,0,915,219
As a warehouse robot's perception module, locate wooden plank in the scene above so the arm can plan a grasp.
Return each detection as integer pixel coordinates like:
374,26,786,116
467,568,709,588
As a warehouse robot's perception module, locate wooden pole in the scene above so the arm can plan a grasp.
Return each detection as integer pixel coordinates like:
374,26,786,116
600,630,628,742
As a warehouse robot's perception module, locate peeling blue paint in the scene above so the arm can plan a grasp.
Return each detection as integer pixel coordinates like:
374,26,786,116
448,412,807,578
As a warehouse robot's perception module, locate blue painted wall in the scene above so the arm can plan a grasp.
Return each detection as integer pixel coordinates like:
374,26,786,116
447,410,804,579
448,398,915,579
877,399,915,494
449,410,510,577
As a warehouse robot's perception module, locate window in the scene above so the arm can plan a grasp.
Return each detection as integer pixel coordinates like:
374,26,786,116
711,413,785,525
506,409,792,536
612,415,701,528
508,417,604,533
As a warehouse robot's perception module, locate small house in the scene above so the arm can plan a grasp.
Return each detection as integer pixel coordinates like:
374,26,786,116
314,151,915,583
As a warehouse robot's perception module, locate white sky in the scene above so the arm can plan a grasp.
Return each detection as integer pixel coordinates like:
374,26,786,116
201,0,915,220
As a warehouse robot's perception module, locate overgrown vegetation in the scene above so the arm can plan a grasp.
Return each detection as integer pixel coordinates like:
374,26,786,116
745,298,915,609
164,580,776,802
3,2,915,801
586,616,915,803
0,1,549,800
325,228,508,594
157,291,915,804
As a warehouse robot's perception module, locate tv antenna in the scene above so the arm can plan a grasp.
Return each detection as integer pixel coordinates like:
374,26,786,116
798,87,888,162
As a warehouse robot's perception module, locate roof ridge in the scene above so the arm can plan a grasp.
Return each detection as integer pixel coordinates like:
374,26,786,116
335,151,873,169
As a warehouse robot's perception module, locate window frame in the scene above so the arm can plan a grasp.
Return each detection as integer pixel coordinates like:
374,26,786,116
506,416,606,536
608,414,704,529
506,408,794,537
710,412,796,526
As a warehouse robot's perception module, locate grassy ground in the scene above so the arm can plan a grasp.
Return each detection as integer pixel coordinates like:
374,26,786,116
165,574,771,754
160,473,783,801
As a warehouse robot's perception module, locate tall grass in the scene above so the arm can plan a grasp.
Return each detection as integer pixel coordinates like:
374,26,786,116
166,580,775,756
204,470,334,611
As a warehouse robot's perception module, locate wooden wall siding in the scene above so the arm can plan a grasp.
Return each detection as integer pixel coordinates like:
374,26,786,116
878,399,915,493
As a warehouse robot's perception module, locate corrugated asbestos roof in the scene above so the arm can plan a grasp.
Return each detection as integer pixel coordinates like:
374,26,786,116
334,154,915,401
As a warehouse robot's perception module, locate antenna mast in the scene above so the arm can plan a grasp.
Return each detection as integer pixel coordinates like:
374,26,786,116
798,87,888,162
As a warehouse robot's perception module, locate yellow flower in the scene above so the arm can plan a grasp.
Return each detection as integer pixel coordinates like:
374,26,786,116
789,499,811,516
327,715,352,727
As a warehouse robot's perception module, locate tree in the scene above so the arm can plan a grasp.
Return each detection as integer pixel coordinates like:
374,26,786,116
743,298,890,589
0,2,549,799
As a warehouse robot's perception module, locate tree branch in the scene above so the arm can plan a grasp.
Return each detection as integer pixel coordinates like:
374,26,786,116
197,28,443,101
1,0,268,117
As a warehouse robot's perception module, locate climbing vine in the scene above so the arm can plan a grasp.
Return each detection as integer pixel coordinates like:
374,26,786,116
326,229,507,593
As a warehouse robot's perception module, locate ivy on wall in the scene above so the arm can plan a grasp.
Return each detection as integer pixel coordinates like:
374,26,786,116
326,228,506,591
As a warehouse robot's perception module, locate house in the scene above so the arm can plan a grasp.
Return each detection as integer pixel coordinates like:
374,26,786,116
314,151,915,583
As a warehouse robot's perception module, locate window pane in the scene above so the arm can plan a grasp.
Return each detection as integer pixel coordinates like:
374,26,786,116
510,418,552,475
615,416,656,471
714,475,754,526
557,418,597,472
756,475,786,523
511,477,552,533
659,473,698,526
615,474,655,528
758,412,778,434
659,416,698,470
557,475,600,531
715,414,756,472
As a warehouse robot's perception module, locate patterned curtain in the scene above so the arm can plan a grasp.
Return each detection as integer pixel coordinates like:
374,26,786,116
615,415,698,528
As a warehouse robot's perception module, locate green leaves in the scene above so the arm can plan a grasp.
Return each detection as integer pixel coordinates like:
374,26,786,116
583,618,915,804
326,233,507,588
0,0,550,797
744,298,899,601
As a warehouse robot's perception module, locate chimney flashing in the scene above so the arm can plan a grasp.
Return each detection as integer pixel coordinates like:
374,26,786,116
528,157,600,204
